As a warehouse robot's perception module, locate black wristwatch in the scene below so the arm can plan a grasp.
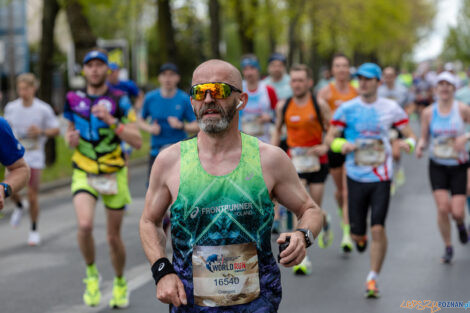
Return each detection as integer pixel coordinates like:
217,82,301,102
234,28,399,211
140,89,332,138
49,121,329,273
296,228,314,248
0,183,12,198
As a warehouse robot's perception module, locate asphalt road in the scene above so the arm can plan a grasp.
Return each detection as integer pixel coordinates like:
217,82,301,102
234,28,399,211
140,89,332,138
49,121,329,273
1,142,469,313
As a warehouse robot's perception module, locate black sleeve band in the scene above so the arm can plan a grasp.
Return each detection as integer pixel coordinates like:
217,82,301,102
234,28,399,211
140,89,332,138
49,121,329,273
151,258,177,286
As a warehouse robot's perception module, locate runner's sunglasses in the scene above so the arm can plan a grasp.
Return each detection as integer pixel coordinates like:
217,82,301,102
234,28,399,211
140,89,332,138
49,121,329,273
189,82,242,100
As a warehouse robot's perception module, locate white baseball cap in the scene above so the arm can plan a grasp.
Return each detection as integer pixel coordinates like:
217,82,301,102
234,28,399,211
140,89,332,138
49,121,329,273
435,71,457,87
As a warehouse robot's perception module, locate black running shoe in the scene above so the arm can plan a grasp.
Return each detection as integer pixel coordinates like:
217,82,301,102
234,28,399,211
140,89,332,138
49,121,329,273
355,237,368,253
457,223,468,244
441,246,453,264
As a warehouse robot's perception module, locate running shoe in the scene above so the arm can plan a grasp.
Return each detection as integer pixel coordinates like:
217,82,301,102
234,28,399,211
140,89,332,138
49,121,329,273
365,279,380,298
457,223,468,244
292,256,312,275
355,236,368,253
83,274,101,306
395,167,406,187
441,246,453,264
109,276,129,309
10,208,23,227
28,231,41,246
341,229,354,253
317,215,333,249
390,182,396,196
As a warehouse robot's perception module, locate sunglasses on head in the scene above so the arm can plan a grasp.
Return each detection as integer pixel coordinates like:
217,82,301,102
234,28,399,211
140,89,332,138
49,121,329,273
189,82,242,100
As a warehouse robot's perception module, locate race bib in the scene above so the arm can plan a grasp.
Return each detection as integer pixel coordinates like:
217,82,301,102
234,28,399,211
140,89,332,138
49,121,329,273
290,147,320,173
192,242,260,307
433,137,458,159
354,138,386,167
241,116,264,137
87,173,118,195
19,138,39,151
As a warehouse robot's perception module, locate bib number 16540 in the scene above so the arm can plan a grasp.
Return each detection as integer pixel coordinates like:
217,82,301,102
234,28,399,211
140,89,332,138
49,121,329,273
214,277,240,286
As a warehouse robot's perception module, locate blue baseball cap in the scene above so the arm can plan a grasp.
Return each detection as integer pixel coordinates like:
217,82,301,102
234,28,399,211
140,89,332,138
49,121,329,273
83,50,108,65
159,62,179,74
268,53,287,65
241,57,260,71
355,63,382,80
109,62,120,71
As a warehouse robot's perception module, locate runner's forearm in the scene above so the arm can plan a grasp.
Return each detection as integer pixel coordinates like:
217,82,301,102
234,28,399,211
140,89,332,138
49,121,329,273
116,123,142,149
183,121,199,133
140,217,168,264
4,158,30,194
295,205,323,239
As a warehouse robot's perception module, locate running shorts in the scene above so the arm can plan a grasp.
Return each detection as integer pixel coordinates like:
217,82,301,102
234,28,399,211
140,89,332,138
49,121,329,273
327,149,345,169
71,167,131,209
298,164,329,184
429,159,467,195
347,177,391,236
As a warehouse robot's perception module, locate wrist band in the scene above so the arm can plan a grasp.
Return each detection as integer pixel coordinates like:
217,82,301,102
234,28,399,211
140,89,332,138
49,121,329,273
404,137,416,154
115,123,125,135
151,258,177,286
331,138,347,153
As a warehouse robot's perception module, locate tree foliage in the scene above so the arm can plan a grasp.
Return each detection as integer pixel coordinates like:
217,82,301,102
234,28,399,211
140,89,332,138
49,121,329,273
442,0,470,64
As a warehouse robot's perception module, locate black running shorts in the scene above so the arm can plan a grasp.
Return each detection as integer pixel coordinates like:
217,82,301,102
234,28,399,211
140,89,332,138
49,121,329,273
429,159,467,195
347,177,391,236
298,164,329,184
327,149,346,169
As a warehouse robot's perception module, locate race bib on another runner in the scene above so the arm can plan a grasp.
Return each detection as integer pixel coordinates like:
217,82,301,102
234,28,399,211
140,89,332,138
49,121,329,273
241,116,264,137
354,138,386,167
87,173,118,195
192,242,260,307
290,147,320,173
433,136,458,159
19,137,39,151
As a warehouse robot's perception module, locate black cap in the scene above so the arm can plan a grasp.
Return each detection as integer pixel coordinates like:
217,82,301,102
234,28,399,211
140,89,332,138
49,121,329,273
159,62,179,74
268,53,287,65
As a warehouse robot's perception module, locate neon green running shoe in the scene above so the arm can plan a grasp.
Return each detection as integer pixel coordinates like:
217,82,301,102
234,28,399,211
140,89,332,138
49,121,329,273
83,275,101,307
317,215,333,249
292,256,312,275
395,167,406,187
341,226,353,253
109,277,129,309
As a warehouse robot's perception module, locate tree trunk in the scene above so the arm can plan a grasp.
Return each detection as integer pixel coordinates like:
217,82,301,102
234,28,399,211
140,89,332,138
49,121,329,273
65,0,97,64
39,0,60,166
234,0,257,54
157,0,178,63
265,0,276,53
38,0,59,105
287,0,306,66
209,0,221,59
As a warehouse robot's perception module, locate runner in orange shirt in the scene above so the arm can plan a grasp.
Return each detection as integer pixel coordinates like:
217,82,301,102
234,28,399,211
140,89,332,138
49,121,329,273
272,64,331,274
317,53,358,253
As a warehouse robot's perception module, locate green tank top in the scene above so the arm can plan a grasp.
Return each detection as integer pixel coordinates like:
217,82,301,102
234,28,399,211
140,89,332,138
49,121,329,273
169,133,281,310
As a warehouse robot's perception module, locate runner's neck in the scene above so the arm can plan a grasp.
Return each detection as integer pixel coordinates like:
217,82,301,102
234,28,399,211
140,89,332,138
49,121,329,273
247,81,259,92
438,98,454,112
270,74,283,83
361,94,377,104
21,98,33,107
293,92,310,106
161,87,177,98
87,84,108,96
334,79,350,93
386,82,395,89
197,128,242,173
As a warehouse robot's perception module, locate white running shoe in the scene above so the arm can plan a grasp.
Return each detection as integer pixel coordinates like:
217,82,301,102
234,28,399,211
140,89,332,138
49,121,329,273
10,208,24,227
28,231,41,246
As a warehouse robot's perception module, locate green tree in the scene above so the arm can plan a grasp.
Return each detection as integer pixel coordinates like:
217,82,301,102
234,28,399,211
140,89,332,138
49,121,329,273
442,0,470,64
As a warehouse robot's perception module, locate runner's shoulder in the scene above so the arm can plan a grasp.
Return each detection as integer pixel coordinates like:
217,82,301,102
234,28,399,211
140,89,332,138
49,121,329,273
259,141,291,169
317,83,331,100
153,143,181,172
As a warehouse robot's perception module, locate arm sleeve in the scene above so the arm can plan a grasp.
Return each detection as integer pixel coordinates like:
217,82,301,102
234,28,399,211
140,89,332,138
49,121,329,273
44,104,60,129
126,81,140,98
0,117,25,166
141,95,150,119
330,106,347,131
266,86,278,110
391,102,409,129
119,95,137,123
63,94,74,122
182,93,196,122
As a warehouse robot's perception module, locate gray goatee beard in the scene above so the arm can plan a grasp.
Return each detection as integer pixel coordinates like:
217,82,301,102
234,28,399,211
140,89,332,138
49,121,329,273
197,101,237,134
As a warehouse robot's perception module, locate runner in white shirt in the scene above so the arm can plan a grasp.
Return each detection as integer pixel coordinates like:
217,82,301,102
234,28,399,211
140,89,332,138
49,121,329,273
4,73,60,245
